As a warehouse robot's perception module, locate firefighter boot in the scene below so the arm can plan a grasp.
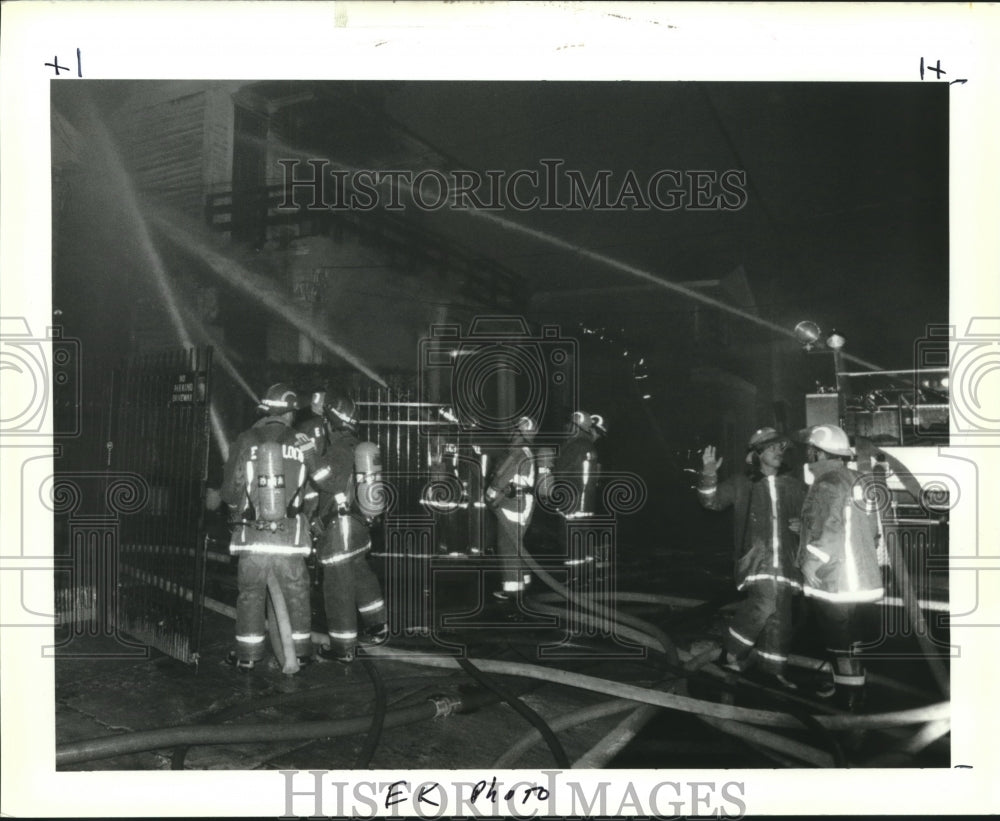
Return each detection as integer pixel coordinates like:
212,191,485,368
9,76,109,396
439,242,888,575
225,651,255,674
834,683,866,713
318,644,355,664
360,624,389,647
833,659,866,712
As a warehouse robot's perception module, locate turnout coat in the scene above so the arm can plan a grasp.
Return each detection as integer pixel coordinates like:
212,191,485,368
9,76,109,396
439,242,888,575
699,470,805,590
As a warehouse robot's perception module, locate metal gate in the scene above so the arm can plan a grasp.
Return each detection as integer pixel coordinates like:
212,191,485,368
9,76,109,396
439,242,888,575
354,378,436,520
115,348,213,661
55,347,214,663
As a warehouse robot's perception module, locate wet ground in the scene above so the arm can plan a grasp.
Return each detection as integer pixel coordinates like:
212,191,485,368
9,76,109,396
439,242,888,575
54,529,950,772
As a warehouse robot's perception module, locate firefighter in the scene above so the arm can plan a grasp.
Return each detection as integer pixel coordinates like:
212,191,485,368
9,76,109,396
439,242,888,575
293,388,333,580
537,410,607,582
304,393,388,664
797,424,884,710
220,383,318,672
485,415,538,601
422,408,469,554
296,389,329,454
698,428,805,689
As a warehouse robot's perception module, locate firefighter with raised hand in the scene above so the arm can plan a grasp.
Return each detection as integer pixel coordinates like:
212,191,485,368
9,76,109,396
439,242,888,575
797,424,884,710
221,383,317,672
485,415,538,602
306,393,388,664
698,428,805,689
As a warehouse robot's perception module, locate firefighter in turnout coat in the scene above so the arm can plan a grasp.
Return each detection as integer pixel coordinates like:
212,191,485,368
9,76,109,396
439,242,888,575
797,424,884,710
485,415,538,601
699,428,806,687
221,383,319,671
536,410,607,582
299,393,388,664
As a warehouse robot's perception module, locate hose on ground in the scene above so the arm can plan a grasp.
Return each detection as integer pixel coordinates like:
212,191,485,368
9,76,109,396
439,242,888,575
457,577,932,767
363,646,949,731
520,578,840,768
529,589,738,625
523,599,673,661
490,651,711,768
541,583,939,719
861,718,952,766
59,683,507,768
783,704,847,766
571,645,718,769
786,653,939,701
573,702,661,768
519,551,678,665
491,699,638,768
532,590,721,610
698,715,834,767
456,657,570,768
62,702,437,767
355,659,387,768
169,673,459,770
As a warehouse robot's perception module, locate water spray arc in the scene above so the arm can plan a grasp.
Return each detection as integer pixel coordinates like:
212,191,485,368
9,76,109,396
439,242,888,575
150,210,388,389
81,99,232,459
268,131,886,372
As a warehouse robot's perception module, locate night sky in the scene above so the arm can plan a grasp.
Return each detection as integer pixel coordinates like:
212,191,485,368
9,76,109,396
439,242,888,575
53,80,948,376
377,81,949,371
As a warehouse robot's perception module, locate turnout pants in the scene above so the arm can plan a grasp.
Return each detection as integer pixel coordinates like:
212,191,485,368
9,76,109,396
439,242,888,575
322,550,387,656
813,599,865,706
494,513,532,594
725,577,794,675
235,553,312,662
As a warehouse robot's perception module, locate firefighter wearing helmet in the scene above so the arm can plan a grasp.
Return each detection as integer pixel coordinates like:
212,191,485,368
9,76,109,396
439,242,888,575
796,424,884,710
698,427,806,689
294,389,330,523
220,383,324,672
485,415,538,601
537,410,607,584
299,392,388,663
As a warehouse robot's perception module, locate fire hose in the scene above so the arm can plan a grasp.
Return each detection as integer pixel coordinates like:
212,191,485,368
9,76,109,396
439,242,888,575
363,646,949,730
265,571,299,675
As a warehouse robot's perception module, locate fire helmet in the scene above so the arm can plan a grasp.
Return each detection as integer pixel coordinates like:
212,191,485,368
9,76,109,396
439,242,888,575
257,383,299,416
745,427,790,464
309,389,327,416
324,394,358,431
296,414,327,455
800,424,853,457
514,415,538,440
571,410,594,433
